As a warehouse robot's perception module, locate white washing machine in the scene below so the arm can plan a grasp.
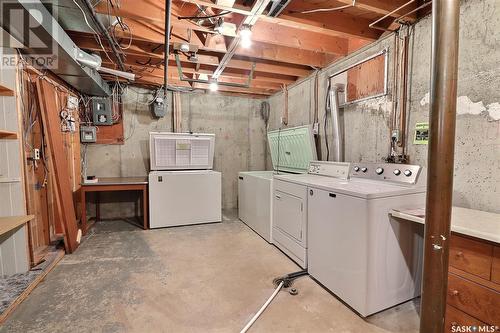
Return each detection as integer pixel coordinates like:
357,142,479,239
307,162,426,317
272,161,351,268
238,125,317,243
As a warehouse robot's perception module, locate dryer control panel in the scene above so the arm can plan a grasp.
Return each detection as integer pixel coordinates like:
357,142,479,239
351,162,422,184
308,161,351,180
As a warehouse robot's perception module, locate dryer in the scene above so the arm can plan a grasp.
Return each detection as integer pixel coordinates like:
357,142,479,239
272,161,351,268
238,125,317,243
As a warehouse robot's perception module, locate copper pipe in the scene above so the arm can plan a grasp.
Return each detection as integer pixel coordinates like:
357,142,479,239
398,34,409,151
420,1,460,332
164,0,172,97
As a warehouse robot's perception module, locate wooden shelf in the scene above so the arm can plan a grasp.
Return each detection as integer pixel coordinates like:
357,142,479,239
0,177,21,183
0,130,18,140
0,84,14,96
0,215,34,236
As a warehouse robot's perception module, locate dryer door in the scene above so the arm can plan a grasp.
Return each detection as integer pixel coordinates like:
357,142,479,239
273,190,305,242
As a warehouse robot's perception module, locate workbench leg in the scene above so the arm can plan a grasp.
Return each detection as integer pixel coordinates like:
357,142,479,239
96,192,101,222
142,187,148,230
81,189,87,235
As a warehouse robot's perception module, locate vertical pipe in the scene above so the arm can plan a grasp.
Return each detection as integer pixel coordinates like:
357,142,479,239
328,86,343,162
164,0,172,96
419,1,460,332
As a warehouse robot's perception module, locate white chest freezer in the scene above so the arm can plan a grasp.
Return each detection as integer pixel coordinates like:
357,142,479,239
148,132,221,228
149,170,221,228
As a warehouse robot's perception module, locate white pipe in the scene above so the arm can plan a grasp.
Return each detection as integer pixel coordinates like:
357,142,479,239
328,85,343,162
240,281,284,333
98,67,136,81
300,0,355,14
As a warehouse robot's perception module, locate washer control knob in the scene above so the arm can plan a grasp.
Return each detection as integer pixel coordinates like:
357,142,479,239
375,167,384,175
361,167,368,173
393,169,401,176
354,166,360,172
404,170,413,177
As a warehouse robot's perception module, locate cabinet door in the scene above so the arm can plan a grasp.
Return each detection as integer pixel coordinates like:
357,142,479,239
492,246,500,284
273,190,304,242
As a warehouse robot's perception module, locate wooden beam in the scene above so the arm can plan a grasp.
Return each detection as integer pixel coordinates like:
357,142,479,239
95,1,350,55
250,20,348,54
35,80,80,254
335,0,417,20
127,75,277,96
69,32,313,77
268,11,380,41
103,59,295,85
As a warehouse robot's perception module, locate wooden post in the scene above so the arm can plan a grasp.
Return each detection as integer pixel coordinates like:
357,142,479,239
420,1,460,332
36,80,80,253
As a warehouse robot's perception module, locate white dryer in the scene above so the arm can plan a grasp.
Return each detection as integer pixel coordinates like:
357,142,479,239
272,161,351,268
238,125,317,243
306,162,426,317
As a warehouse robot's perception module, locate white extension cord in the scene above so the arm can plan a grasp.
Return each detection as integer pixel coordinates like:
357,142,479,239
240,281,285,333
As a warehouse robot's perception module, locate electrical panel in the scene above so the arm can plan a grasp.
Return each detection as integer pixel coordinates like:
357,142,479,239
80,126,97,143
92,97,113,126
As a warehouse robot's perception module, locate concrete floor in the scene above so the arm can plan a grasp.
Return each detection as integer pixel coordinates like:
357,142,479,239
0,212,420,332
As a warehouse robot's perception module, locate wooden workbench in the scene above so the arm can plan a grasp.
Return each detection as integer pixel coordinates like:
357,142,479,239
391,207,500,330
80,177,148,233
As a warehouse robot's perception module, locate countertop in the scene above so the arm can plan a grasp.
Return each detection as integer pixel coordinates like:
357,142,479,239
391,207,500,244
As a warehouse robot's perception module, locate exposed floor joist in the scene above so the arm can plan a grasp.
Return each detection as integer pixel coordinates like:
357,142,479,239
61,0,430,97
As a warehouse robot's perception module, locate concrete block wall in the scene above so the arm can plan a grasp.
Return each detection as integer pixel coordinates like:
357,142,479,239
266,0,500,213
85,88,266,218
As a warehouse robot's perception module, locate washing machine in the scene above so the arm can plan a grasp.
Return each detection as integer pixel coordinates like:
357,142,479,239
272,161,352,268
307,162,426,317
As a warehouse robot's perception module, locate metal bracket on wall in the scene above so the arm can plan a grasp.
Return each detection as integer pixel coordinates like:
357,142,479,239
174,53,256,88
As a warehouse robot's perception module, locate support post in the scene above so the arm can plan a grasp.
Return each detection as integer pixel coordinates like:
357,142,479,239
420,1,460,332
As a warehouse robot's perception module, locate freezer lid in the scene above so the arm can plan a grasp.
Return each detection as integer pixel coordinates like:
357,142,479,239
267,125,317,174
149,132,215,171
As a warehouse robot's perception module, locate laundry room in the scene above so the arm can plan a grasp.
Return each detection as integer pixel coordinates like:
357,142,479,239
0,0,499,332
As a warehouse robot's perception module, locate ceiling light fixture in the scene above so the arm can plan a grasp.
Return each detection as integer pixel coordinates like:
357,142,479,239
239,25,252,49
209,81,219,92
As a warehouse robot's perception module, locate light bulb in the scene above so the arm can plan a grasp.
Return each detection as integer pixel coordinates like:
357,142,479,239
239,26,252,39
240,37,252,48
209,82,218,92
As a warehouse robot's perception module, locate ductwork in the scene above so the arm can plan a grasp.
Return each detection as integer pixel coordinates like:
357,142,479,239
327,84,345,162
268,0,292,17
1,0,110,96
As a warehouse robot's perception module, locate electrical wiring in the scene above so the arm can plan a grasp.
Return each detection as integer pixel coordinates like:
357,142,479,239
111,18,133,50
178,11,231,20
72,0,115,65
324,80,331,161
